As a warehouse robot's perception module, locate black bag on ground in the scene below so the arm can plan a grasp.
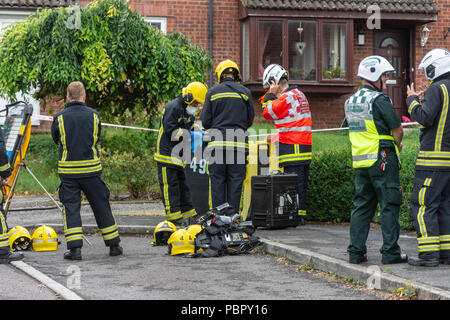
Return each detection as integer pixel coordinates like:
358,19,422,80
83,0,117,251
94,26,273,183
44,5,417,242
193,207,261,258
250,171,300,229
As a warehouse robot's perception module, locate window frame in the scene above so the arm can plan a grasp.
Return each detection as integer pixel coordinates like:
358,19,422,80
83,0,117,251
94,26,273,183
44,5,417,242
241,16,354,93
143,16,167,34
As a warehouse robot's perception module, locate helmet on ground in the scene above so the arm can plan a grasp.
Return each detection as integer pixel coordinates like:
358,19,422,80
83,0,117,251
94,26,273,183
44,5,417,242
215,59,241,83
262,64,289,89
8,226,32,251
31,225,58,252
357,56,395,82
418,48,450,81
151,220,177,246
182,82,208,105
186,224,204,252
186,224,203,238
167,229,195,255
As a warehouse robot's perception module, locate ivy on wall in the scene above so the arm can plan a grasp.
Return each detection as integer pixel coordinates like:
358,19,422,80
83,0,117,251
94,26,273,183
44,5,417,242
0,0,212,120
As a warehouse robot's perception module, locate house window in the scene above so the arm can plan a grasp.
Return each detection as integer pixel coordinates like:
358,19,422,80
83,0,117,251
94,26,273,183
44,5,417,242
288,20,317,81
143,17,167,34
257,20,283,78
322,23,346,80
242,17,353,92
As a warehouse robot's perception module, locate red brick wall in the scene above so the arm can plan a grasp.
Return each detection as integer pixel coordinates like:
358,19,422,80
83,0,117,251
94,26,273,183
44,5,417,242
414,0,450,93
63,0,450,130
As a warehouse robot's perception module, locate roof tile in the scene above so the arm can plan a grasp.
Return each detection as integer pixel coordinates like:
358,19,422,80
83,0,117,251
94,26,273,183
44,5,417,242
244,0,439,14
0,0,79,8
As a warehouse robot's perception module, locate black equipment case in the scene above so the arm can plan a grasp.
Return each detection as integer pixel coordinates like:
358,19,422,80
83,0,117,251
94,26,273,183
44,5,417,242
250,172,300,229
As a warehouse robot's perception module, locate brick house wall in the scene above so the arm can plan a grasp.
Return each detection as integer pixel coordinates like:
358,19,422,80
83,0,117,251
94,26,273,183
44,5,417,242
45,0,448,130
414,0,450,93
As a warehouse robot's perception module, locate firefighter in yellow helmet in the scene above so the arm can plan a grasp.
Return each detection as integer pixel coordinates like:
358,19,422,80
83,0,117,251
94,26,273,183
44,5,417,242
200,60,255,214
155,82,208,227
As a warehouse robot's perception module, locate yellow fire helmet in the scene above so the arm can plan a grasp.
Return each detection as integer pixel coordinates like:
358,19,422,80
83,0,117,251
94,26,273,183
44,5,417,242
8,226,32,251
186,224,204,238
151,220,177,246
186,224,204,252
31,225,58,252
167,229,195,256
182,82,208,105
215,59,241,83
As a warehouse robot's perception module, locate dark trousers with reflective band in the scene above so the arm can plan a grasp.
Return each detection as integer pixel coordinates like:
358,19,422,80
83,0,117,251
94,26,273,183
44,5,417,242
208,150,247,213
0,212,9,255
410,170,450,260
157,164,196,223
59,175,120,249
283,164,310,216
347,150,402,262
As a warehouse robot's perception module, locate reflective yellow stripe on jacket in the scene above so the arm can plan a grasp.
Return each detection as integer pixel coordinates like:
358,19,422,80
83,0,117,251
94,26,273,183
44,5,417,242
58,158,102,174
57,113,102,175
211,92,248,102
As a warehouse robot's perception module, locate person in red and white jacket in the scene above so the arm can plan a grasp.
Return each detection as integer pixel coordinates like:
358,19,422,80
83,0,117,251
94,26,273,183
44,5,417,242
262,64,312,225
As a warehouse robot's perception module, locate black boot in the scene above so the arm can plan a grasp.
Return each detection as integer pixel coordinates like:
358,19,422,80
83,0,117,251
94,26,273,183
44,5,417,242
0,251,24,264
382,253,408,265
349,254,368,264
64,247,82,261
109,245,123,256
408,256,439,267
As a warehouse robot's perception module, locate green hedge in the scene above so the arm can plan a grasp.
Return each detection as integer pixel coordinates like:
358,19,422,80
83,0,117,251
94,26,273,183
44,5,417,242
306,133,419,230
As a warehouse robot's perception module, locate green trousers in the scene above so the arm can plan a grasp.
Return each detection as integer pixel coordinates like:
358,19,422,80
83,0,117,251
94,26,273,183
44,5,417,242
347,149,403,262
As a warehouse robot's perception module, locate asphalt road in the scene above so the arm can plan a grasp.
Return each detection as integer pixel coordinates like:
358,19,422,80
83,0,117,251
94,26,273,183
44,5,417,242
2,234,387,301
1,196,396,301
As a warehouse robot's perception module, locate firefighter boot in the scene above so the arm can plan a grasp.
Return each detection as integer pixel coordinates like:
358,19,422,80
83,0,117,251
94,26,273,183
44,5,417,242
109,245,123,256
407,256,439,267
0,251,24,264
64,247,82,261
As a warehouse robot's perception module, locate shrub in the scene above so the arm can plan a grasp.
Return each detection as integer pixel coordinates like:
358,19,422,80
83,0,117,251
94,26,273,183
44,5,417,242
307,148,354,223
100,147,158,199
26,133,59,170
307,135,419,230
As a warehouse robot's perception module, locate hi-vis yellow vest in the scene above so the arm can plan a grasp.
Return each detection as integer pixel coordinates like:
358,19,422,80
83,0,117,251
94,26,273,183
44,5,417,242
344,88,398,168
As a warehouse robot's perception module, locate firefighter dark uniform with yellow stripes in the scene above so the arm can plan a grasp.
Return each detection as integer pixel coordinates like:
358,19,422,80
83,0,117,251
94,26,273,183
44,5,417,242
155,82,207,226
201,60,255,214
345,56,408,265
406,48,450,267
0,131,23,263
261,64,311,225
51,81,122,260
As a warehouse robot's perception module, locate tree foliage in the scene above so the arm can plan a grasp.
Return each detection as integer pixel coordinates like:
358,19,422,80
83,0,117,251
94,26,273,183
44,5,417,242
0,0,212,120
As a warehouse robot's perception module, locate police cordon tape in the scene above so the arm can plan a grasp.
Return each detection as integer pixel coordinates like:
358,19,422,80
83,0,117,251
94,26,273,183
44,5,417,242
31,114,419,136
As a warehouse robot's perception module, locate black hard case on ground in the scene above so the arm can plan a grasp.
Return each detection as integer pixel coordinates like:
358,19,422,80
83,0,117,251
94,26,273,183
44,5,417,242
250,172,299,229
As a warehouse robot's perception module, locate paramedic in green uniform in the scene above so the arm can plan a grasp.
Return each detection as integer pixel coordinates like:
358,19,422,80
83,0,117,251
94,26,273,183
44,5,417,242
344,56,408,265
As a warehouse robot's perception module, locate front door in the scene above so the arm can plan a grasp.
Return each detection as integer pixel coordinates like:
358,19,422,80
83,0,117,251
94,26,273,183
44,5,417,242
374,30,409,119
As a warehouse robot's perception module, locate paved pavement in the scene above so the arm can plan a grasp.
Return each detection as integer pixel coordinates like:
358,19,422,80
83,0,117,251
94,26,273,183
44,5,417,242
4,195,450,300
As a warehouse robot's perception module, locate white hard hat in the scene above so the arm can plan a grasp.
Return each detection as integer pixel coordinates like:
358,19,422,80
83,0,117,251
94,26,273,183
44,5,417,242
357,56,395,82
262,64,288,88
418,48,450,81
